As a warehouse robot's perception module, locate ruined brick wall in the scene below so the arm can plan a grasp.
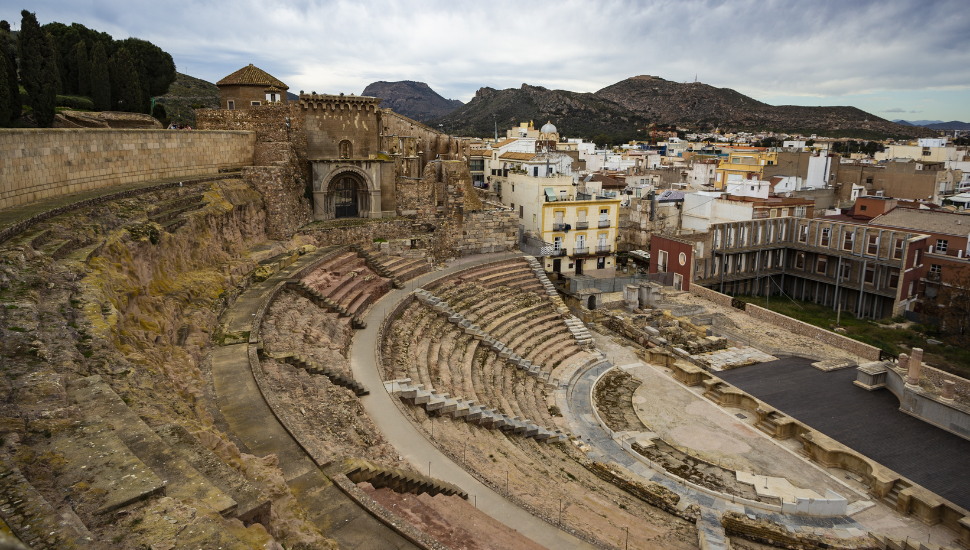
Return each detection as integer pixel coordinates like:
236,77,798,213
452,209,517,256
382,110,469,178
197,104,312,237
0,129,254,210
395,178,435,217
921,365,970,402
243,165,311,240
744,304,881,361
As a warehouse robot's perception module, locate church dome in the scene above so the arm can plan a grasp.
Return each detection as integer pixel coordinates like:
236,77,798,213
540,121,557,134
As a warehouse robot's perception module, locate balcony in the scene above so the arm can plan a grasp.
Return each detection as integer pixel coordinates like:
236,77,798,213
552,223,569,232
596,244,611,254
576,221,589,230
573,246,589,256
598,220,611,228
548,248,567,257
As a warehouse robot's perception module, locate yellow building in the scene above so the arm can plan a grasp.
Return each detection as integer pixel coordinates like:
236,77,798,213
541,194,620,277
713,148,779,190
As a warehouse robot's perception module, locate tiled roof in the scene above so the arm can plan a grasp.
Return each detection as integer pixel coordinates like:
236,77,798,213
217,64,289,89
870,207,970,236
494,138,519,147
499,152,536,161
658,190,686,201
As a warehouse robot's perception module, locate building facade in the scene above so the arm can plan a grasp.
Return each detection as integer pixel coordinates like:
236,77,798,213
216,64,290,111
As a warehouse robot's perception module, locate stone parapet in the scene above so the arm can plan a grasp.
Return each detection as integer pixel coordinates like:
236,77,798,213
0,129,255,211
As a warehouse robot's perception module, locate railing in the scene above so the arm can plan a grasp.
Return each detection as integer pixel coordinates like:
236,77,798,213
548,248,567,257
576,221,589,230
552,223,568,232
598,220,611,228
574,246,588,255
567,272,673,293
596,245,611,254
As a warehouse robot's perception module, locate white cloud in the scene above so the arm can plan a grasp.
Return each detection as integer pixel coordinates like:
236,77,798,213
11,0,970,118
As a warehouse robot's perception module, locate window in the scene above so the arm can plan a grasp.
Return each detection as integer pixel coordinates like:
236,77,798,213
888,268,900,288
893,238,904,259
930,264,942,275
865,265,875,284
511,184,514,192
799,225,808,243
782,208,789,217
816,255,828,274
597,257,606,269
554,236,563,250
860,205,867,211
251,101,261,106
842,231,854,251
770,208,778,218
936,239,948,254
794,206,806,218
795,252,805,269
227,100,235,110
658,251,668,272
865,177,873,184
339,140,353,159
867,234,879,255
751,186,756,191
519,205,523,219
820,228,830,246
841,261,852,280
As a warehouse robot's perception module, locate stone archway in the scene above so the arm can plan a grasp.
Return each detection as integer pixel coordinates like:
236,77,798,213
322,170,371,219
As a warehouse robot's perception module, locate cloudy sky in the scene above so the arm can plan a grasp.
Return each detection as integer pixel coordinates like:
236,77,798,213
9,0,970,122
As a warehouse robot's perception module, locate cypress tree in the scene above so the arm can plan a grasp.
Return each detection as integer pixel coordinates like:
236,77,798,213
0,25,18,122
108,48,140,113
74,41,90,97
18,10,60,127
89,41,110,111
0,51,9,126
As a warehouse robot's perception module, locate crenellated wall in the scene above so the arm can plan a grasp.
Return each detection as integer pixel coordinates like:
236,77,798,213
0,129,255,211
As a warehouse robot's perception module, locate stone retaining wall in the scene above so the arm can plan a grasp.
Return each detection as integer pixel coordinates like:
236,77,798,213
922,364,970,403
0,129,255,210
688,284,734,308
744,304,881,361
720,511,874,550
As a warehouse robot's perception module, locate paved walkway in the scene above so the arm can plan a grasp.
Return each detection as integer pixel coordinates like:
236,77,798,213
350,251,599,550
719,357,970,511
212,247,416,549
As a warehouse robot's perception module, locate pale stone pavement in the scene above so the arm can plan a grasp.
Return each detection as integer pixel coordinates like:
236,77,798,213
584,328,954,544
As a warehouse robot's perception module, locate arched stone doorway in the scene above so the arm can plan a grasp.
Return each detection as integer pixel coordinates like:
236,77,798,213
325,173,370,219
333,176,359,218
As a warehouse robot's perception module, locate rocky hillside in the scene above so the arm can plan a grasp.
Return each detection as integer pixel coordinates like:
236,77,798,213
430,76,934,140
155,72,220,125
362,81,463,121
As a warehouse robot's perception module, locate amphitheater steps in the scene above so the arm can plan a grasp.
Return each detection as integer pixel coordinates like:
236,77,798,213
36,238,76,260
148,194,206,226
265,351,369,396
349,245,406,288
67,376,240,517
0,455,94,549
329,457,468,499
385,379,565,443
154,424,272,525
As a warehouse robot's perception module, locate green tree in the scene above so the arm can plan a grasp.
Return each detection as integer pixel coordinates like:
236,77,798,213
0,22,19,122
108,47,140,113
0,49,9,126
89,41,110,111
117,37,175,112
18,10,61,127
74,40,90,97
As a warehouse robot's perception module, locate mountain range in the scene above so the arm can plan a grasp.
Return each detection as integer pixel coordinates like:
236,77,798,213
893,119,970,131
425,75,935,141
361,81,463,121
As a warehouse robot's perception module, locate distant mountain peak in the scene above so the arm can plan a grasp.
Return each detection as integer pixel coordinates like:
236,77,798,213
361,81,463,121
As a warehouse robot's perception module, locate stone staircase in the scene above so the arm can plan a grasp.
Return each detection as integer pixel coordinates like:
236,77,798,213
384,378,567,443
0,455,94,549
414,288,553,382
147,193,206,233
520,256,594,347
328,457,468,499
260,348,369,396
61,375,261,548
375,255,433,282
350,244,405,289
285,279,367,329
698,510,731,550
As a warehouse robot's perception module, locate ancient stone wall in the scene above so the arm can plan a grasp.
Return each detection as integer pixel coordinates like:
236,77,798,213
744,304,881,361
0,129,255,210
449,209,517,257
243,165,312,240
688,284,734,308
921,364,970,403
395,178,435,217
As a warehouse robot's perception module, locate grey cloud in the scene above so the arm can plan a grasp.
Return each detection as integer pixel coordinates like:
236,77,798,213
883,108,907,113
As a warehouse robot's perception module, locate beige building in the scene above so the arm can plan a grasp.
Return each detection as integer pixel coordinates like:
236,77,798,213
216,64,289,111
